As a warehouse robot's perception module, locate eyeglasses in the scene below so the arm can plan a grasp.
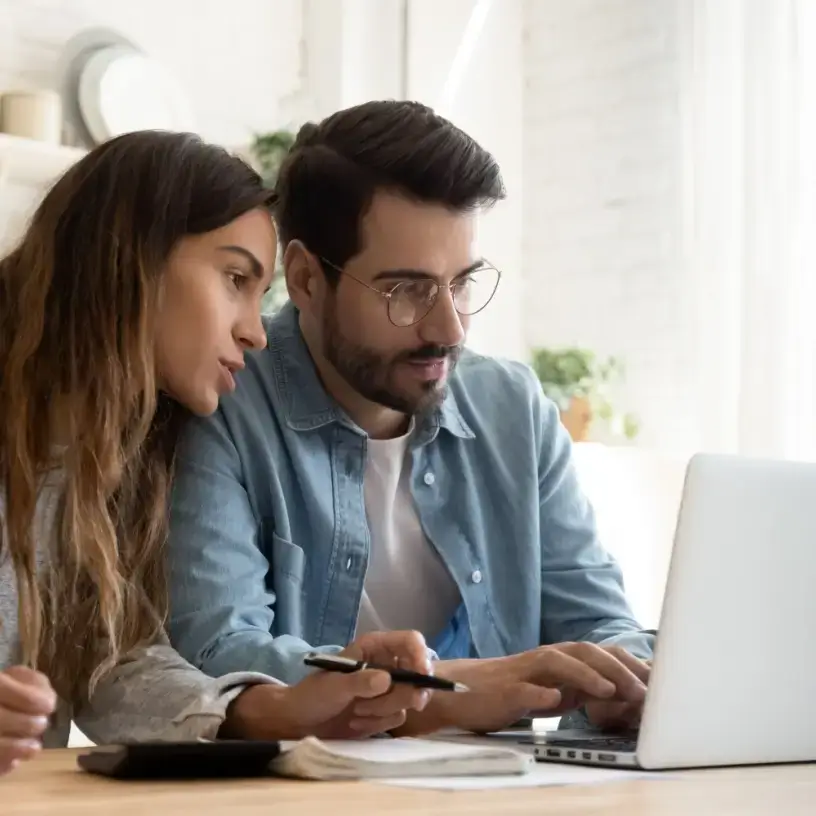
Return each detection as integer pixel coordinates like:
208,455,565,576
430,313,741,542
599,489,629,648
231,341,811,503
319,257,501,328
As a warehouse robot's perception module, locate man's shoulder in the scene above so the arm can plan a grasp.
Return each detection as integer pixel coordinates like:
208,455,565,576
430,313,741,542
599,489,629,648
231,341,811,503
451,349,543,402
448,350,556,433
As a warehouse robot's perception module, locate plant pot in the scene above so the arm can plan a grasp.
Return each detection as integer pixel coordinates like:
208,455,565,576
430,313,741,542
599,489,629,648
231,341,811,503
560,396,592,442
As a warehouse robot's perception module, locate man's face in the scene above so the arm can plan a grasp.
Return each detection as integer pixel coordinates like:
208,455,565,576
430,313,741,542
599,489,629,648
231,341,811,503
320,192,484,415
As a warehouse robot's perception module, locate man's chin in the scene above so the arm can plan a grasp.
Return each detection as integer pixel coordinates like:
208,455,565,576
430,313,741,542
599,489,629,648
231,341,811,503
396,381,448,415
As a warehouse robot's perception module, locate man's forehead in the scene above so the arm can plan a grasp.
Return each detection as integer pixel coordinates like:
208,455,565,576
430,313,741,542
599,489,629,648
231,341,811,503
362,190,476,232
357,192,477,271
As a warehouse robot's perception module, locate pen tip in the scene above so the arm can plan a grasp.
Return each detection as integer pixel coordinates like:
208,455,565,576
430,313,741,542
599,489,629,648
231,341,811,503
454,682,470,693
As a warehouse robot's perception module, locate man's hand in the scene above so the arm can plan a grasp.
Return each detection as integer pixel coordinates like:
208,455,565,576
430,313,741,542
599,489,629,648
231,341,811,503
394,642,650,736
583,657,652,729
583,699,643,729
0,666,58,776
223,630,432,740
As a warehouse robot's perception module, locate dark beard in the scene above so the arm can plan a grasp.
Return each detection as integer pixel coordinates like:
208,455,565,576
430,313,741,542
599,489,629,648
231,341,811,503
322,302,460,415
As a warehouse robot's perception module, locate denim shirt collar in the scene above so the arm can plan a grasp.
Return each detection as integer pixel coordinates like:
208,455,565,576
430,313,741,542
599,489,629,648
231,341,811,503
267,302,475,441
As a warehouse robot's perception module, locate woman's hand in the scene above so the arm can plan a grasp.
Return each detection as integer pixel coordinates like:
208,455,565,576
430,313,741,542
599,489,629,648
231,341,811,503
223,630,433,740
0,666,57,775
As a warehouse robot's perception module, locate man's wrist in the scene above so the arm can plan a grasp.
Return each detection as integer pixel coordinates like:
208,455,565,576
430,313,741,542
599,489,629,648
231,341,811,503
391,658,481,736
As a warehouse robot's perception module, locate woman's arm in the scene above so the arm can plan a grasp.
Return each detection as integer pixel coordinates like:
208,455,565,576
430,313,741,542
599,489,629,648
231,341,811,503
74,630,434,744
73,636,281,744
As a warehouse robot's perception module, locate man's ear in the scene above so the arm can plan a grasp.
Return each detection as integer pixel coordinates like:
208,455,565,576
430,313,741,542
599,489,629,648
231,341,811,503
284,240,322,311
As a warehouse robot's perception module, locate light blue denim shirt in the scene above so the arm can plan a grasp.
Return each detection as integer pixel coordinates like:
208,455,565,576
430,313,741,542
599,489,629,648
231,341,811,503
167,303,654,684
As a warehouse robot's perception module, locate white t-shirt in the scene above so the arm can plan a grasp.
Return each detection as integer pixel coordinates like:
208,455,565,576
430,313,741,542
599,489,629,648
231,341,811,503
355,426,461,641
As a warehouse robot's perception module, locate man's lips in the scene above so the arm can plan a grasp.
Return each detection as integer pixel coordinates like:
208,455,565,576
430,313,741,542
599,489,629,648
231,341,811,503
403,357,449,381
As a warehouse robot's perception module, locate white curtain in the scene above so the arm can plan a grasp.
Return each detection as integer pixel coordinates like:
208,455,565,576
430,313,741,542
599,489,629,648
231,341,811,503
683,0,816,461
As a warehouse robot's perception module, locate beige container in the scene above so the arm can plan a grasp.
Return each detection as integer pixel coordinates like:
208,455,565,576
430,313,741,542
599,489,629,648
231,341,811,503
560,395,593,442
0,90,62,144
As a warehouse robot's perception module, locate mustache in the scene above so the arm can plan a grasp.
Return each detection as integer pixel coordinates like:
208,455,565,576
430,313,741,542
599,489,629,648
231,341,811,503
398,344,461,363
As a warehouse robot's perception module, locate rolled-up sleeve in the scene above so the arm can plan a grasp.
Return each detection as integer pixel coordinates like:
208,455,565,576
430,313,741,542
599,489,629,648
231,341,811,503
74,637,282,744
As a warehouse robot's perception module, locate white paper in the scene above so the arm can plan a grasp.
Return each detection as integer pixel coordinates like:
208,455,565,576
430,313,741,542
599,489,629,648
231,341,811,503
373,733,670,790
377,762,664,790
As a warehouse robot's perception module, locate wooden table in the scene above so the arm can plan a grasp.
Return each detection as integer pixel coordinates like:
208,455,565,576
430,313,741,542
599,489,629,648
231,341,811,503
6,749,815,815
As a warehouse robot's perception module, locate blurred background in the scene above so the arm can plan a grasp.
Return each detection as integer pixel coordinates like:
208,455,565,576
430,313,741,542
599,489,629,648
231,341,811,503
2,0,815,629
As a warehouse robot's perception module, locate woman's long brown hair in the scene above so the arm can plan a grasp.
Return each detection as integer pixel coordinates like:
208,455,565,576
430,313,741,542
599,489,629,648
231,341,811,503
0,131,274,703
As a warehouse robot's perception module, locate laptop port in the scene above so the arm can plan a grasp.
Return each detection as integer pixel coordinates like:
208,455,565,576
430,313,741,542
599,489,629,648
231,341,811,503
567,750,576,758
582,752,592,760
597,753,617,762
546,748,561,758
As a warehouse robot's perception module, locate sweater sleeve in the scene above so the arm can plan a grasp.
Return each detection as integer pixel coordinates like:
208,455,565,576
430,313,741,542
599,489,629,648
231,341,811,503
73,634,283,744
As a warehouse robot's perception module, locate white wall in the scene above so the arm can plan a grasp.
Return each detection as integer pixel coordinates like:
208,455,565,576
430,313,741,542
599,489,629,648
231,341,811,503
523,0,694,452
407,0,525,362
300,0,527,363
0,0,303,146
573,443,687,627
299,0,406,120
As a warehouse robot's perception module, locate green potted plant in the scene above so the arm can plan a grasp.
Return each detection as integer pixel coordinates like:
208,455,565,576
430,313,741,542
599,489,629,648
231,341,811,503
250,129,297,314
529,347,640,442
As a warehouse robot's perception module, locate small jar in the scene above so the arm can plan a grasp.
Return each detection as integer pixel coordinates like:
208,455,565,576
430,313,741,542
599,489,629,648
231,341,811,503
0,90,62,144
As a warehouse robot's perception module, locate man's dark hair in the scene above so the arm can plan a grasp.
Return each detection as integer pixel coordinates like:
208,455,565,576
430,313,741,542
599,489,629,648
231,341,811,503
273,100,506,282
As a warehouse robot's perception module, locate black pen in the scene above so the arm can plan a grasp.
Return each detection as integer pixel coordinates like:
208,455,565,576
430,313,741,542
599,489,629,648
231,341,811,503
303,653,469,692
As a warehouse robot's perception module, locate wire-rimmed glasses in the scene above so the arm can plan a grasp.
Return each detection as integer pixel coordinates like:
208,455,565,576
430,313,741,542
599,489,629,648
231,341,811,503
320,257,501,328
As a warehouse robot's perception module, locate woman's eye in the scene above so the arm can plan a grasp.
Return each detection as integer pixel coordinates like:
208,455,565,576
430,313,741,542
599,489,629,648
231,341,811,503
227,270,244,288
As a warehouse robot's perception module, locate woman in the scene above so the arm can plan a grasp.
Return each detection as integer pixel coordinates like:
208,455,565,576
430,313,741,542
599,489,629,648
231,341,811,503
0,131,430,775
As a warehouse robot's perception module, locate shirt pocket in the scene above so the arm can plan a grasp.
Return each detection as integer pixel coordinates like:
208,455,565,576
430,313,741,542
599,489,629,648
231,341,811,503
264,522,307,637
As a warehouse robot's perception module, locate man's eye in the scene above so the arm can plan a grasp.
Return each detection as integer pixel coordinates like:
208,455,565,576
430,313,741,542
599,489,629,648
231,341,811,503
397,281,434,300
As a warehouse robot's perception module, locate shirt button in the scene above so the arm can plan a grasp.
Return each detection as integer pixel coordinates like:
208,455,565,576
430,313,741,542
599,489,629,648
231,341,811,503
423,472,435,486
471,569,483,584
345,556,353,571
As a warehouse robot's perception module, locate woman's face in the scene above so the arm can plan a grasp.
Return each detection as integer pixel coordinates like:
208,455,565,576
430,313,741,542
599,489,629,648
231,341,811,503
154,208,277,415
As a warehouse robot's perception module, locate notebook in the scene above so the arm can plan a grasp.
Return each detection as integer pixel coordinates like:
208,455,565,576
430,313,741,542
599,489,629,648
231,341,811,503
273,736,533,780
77,736,532,782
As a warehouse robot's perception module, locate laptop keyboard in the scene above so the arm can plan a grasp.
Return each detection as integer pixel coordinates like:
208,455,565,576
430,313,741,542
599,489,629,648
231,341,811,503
545,736,637,753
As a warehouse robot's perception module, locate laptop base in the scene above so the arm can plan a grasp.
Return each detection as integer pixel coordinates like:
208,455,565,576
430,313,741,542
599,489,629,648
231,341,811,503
533,734,641,769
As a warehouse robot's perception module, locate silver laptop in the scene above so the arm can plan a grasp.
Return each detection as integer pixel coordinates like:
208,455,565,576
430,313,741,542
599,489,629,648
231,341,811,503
534,452,816,770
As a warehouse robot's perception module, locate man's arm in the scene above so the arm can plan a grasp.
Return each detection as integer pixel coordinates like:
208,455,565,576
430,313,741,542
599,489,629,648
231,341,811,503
167,413,340,684
532,376,654,661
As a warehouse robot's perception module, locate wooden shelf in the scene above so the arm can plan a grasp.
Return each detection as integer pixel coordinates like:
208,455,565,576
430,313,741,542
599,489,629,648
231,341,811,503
0,133,86,188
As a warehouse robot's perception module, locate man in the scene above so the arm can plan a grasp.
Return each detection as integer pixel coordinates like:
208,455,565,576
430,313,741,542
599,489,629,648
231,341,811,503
168,100,653,735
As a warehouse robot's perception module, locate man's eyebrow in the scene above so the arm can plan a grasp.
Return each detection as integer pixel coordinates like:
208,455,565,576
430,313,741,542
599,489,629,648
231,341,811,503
372,259,486,283
216,245,264,278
